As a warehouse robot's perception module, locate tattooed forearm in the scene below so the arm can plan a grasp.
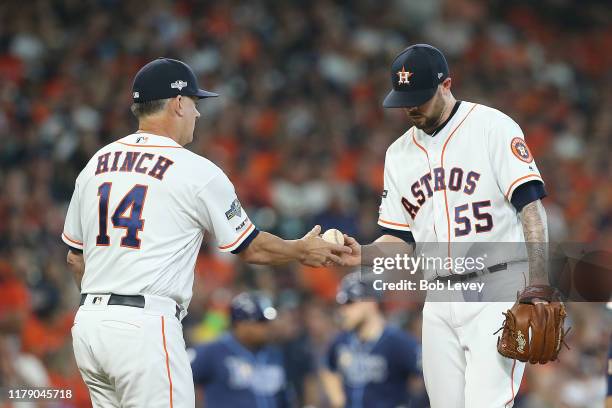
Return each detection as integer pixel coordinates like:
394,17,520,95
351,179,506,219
520,200,549,285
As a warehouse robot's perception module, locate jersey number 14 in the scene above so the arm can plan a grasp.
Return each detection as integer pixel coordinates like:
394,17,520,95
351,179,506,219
96,182,148,249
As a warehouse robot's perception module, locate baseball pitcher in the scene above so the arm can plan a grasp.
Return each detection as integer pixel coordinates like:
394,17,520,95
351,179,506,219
339,44,566,407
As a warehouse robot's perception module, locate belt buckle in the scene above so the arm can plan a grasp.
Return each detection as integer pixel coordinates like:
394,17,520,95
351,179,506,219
459,270,482,282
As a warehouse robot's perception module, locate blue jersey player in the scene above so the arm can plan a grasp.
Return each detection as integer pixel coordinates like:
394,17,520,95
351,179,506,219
607,340,611,406
321,273,423,408
607,302,612,406
190,292,291,408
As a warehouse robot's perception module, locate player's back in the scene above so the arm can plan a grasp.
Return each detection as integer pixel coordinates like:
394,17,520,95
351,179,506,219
62,133,232,309
191,334,291,408
326,326,421,408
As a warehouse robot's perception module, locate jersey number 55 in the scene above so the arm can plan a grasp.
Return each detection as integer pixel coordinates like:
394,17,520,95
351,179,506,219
454,200,493,237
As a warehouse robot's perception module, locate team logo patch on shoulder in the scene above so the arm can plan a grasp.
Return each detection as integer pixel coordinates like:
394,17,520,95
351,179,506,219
510,137,533,163
225,199,242,220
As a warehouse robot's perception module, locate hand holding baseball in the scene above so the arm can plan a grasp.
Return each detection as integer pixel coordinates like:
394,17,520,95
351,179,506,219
321,229,361,267
298,226,351,267
321,228,344,245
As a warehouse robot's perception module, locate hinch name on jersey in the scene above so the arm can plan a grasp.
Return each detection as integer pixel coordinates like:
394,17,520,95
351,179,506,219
94,151,174,180
401,167,481,218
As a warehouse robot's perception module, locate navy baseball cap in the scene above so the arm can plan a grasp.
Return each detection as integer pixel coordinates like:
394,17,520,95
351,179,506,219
336,272,381,305
230,292,277,324
132,58,218,103
383,44,449,108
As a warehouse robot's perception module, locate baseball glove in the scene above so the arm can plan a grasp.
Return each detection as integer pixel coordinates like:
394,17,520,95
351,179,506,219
495,285,569,364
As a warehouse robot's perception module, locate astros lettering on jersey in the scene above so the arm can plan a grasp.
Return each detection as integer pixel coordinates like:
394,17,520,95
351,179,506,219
378,102,542,279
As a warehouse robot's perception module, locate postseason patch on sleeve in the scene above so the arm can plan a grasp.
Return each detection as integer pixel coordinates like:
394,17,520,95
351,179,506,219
225,199,242,220
510,137,534,163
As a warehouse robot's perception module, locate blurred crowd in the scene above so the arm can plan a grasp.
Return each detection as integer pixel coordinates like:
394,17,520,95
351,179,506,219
0,0,610,407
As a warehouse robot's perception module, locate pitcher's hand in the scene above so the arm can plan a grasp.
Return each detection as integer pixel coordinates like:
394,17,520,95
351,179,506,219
298,225,351,267
337,234,361,267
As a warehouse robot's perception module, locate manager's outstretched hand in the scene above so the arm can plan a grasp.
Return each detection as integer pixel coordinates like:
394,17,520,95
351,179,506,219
298,225,352,267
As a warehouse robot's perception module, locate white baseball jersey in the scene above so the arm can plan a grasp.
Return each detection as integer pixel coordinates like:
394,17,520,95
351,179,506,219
378,101,543,278
62,133,256,310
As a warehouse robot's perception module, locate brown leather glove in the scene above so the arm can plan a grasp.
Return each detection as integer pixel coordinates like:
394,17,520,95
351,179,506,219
496,285,569,364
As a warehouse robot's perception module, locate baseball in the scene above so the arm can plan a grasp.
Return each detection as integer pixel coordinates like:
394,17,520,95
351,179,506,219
321,228,344,245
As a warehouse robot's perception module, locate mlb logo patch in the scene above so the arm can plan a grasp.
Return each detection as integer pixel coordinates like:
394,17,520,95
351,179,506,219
93,296,104,305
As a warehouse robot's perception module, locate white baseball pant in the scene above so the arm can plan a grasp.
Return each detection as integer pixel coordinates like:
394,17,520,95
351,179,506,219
422,262,528,408
71,294,194,407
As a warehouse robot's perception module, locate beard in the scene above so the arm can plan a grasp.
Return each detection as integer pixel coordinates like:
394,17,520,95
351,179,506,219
406,93,447,133
408,114,441,132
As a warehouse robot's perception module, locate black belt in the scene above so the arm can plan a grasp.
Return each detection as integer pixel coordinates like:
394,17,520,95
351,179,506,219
80,294,180,320
436,263,507,283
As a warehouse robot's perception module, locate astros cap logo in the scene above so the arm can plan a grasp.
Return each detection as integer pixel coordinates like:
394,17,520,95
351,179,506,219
397,66,413,85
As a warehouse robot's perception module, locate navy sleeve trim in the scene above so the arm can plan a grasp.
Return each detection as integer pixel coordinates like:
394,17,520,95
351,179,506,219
381,228,416,245
66,244,83,254
511,180,547,212
231,228,260,254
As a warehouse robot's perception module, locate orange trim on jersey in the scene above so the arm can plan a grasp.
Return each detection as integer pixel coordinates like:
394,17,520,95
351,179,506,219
378,218,410,228
117,141,182,149
161,316,174,408
218,223,255,250
62,232,83,246
411,128,438,240
411,132,428,158
505,174,542,199
440,103,478,258
504,359,517,407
